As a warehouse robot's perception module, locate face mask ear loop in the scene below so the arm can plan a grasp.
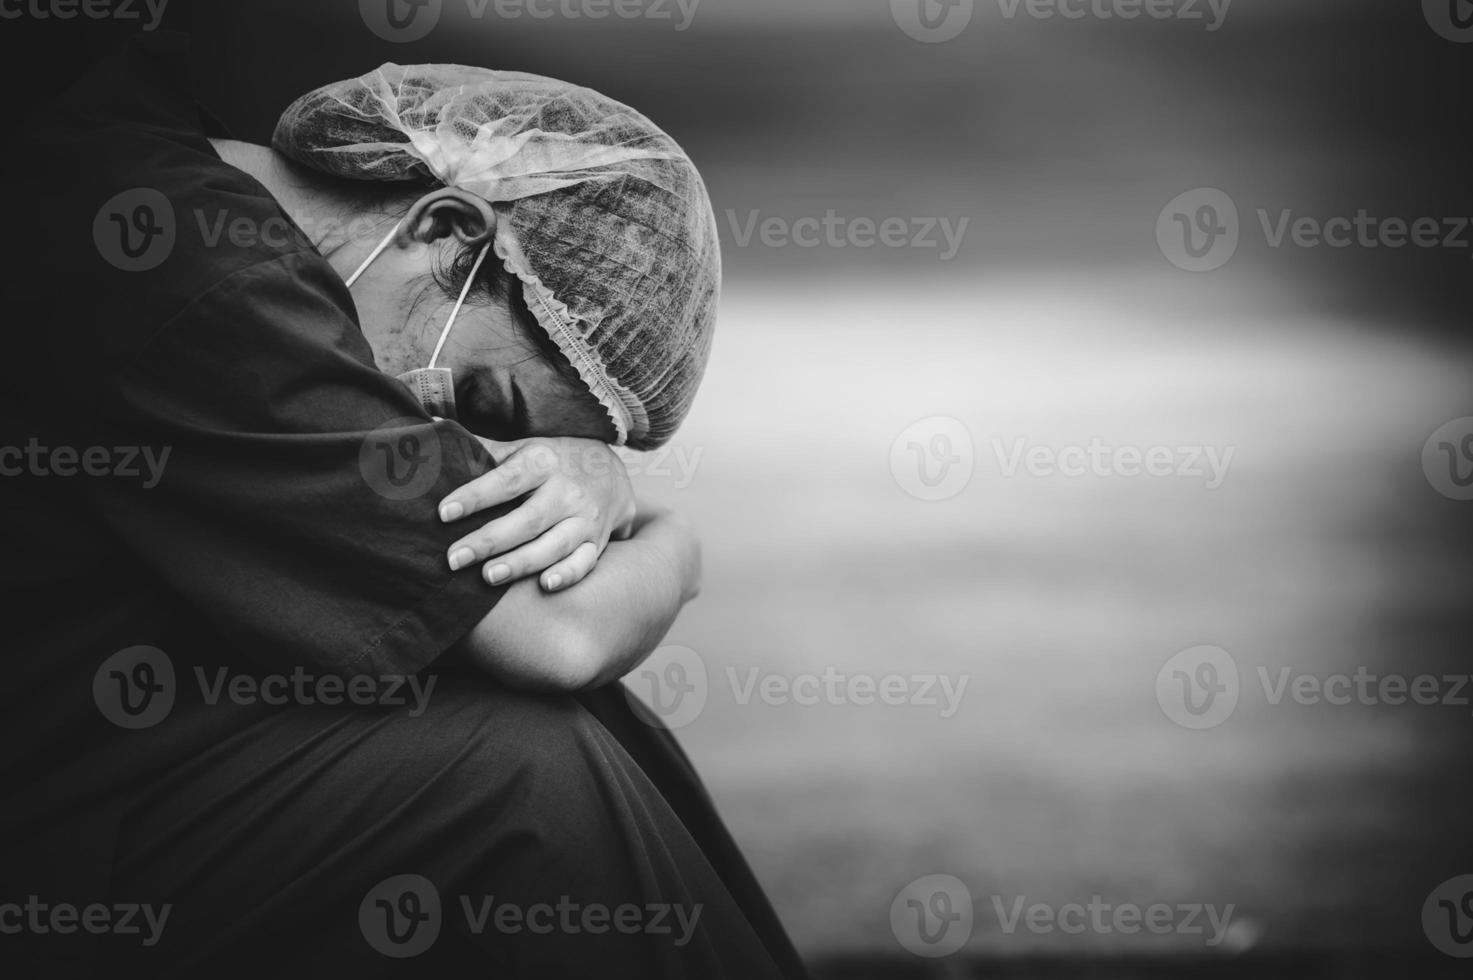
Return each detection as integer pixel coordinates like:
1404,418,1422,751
429,241,492,370
344,218,407,289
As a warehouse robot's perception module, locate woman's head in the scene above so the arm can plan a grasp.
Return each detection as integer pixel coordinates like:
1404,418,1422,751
273,62,722,449
324,177,616,442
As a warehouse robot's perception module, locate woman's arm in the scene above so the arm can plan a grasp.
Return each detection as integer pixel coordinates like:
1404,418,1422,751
451,503,700,692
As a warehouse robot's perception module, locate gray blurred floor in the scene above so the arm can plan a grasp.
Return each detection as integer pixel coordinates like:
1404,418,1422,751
630,273,1473,961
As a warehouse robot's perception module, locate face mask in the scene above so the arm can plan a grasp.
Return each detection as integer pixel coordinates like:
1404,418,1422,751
345,219,493,421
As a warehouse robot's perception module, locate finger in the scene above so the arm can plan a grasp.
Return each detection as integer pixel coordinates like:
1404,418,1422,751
540,540,601,593
438,442,555,523
478,519,588,587
446,485,575,571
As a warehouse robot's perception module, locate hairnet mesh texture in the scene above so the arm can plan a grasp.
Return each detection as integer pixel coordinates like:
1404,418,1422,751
273,63,720,448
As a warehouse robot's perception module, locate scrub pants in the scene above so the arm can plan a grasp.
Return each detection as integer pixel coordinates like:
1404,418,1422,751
87,670,803,979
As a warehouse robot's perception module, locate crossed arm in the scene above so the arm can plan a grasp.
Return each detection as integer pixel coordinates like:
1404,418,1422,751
438,436,702,692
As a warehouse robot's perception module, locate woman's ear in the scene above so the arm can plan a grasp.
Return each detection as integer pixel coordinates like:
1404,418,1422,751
400,187,498,247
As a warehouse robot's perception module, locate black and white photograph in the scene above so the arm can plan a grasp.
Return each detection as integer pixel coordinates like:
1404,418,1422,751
1,1,1470,977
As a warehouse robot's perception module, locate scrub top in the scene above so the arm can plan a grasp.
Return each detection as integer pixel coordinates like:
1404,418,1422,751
1,30,504,839
0,34,806,980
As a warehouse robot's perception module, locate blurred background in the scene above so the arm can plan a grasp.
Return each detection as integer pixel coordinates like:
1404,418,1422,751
7,0,1471,974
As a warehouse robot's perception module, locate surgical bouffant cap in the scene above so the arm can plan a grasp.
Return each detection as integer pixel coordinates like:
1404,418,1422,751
272,63,720,449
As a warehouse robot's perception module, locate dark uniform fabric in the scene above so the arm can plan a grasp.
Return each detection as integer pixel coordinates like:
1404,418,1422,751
0,34,805,980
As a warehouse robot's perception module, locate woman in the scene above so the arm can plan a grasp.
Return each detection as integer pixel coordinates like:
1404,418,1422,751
0,34,805,979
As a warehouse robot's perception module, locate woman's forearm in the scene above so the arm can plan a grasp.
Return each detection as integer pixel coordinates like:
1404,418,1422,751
550,505,701,687
453,505,700,691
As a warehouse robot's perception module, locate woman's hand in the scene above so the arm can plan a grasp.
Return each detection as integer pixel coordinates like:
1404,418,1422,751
439,437,637,592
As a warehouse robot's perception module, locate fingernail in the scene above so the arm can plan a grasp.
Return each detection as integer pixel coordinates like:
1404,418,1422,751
440,501,464,523
448,548,474,571
488,564,511,585
545,573,563,592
